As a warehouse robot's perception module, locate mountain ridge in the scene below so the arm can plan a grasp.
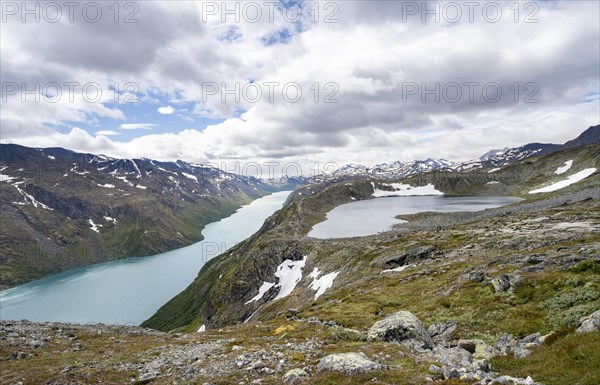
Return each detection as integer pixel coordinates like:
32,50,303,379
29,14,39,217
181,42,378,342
325,125,599,180
0,144,296,289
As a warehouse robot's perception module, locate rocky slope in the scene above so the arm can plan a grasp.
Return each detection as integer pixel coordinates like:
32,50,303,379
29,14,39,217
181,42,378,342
0,144,291,289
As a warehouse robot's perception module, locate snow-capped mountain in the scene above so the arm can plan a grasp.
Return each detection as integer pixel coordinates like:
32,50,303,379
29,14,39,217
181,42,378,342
479,148,510,161
330,158,459,180
325,125,599,180
0,144,290,288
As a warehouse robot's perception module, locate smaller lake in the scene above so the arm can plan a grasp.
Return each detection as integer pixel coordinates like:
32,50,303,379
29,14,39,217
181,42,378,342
308,195,522,239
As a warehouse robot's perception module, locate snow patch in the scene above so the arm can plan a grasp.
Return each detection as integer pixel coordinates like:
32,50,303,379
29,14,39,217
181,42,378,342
487,168,501,173
372,182,443,197
135,185,147,190
115,176,134,186
554,160,573,175
103,216,117,225
157,167,177,175
197,324,206,333
486,181,500,185
47,155,56,160
308,268,339,300
0,174,17,182
88,219,100,233
245,281,276,304
97,183,115,189
130,159,142,178
182,172,198,183
273,256,307,300
14,186,53,210
70,167,89,175
381,264,414,274
529,168,596,194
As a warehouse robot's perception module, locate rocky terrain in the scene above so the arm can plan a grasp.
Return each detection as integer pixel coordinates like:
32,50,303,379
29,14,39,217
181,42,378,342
0,144,294,289
2,190,599,384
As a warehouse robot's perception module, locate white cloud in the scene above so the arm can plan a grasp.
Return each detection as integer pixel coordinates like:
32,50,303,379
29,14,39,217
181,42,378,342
157,106,175,115
95,130,120,136
0,1,598,168
119,124,157,130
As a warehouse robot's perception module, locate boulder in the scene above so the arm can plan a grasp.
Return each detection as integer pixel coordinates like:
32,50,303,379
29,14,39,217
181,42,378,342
287,309,300,317
488,375,542,384
370,245,435,268
428,321,457,346
576,310,600,333
491,274,521,292
316,352,386,374
367,311,434,349
282,368,309,384
496,333,516,355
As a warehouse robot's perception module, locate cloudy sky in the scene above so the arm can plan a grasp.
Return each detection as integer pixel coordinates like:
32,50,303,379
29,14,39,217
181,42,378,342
1,0,598,173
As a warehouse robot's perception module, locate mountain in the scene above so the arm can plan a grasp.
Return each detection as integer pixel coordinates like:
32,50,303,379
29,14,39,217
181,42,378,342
0,144,292,289
563,124,600,149
324,125,599,180
479,147,510,161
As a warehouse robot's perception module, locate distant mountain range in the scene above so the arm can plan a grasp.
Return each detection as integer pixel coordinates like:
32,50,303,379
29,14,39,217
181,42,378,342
325,125,599,180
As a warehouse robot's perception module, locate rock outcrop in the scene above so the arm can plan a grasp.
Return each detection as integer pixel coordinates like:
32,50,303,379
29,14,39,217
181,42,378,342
316,352,386,374
576,310,600,333
367,311,435,349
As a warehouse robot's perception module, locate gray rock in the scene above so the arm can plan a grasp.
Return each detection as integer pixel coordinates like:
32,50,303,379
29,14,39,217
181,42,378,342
430,346,473,368
428,364,443,377
367,311,434,349
472,358,491,372
576,310,600,333
8,351,28,360
282,368,309,384
496,333,516,354
513,347,532,359
317,352,386,374
371,245,435,268
443,366,460,379
491,274,521,292
428,321,457,346
139,371,158,381
518,333,541,346
489,375,541,384
467,272,485,283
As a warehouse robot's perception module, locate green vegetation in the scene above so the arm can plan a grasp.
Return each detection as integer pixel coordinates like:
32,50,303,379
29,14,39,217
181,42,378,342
492,331,600,385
